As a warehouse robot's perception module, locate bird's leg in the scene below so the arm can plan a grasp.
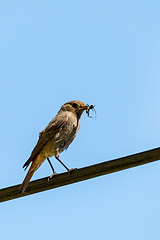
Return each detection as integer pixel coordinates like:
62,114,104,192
55,149,77,175
47,158,57,180
47,158,55,173
55,153,70,172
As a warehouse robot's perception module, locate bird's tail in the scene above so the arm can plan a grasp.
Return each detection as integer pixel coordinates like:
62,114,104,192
18,154,46,196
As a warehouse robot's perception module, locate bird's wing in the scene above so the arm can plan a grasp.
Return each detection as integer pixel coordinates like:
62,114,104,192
23,112,68,170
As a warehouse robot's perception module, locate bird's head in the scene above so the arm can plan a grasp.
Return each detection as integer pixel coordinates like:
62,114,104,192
60,100,88,117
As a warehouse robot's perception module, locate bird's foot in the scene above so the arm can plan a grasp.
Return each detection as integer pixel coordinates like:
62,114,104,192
48,172,58,181
68,168,78,176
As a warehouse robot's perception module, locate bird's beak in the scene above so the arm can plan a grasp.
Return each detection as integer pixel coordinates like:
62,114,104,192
79,105,88,110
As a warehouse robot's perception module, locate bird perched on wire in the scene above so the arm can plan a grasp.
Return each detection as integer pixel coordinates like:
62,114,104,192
18,100,95,196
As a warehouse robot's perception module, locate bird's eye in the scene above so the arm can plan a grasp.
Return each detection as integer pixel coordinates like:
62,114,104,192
72,103,78,108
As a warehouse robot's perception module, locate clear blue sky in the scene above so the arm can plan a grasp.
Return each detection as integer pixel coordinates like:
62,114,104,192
1,1,160,239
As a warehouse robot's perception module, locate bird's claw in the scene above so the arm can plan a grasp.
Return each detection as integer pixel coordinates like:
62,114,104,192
68,168,78,176
48,172,58,181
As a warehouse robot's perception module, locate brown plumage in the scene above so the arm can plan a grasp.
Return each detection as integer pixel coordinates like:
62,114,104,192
18,100,88,196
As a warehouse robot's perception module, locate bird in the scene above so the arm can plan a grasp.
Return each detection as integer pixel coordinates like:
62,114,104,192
18,100,90,196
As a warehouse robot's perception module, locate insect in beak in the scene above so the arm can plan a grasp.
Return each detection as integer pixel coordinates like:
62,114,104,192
86,104,96,118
